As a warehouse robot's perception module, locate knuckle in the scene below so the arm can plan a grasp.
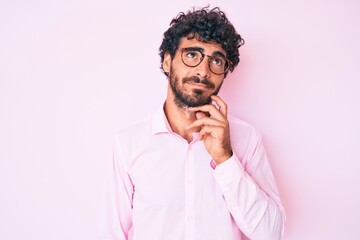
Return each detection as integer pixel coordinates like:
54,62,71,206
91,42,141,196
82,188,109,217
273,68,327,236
209,105,217,111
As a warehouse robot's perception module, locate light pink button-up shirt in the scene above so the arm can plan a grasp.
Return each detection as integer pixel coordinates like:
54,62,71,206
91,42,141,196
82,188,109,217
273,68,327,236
98,106,285,240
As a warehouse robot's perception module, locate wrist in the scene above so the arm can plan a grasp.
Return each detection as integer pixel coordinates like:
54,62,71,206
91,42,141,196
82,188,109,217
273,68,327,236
214,150,233,165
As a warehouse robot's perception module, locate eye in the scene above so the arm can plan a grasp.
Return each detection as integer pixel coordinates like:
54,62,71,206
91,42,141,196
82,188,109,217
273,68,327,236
211,57,224,66
185,50,199,59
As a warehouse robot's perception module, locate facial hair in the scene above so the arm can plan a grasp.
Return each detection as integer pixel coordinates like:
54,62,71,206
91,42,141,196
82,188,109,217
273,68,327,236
169,67,223,108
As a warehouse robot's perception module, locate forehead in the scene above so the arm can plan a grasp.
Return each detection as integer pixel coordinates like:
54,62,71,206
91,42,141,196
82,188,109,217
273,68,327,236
178,37,226,56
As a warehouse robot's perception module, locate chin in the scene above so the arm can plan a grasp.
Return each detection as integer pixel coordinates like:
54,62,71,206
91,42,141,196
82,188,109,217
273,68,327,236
186,96,212,107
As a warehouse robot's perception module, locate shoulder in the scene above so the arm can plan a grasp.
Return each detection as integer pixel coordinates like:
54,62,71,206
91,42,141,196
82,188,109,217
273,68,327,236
115,115,153,145
227,114,265,167
112,115,154,166
227,113,262,141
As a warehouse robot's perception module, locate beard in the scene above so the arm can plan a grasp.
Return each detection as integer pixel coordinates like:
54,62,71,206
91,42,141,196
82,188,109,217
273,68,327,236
169,68,222,108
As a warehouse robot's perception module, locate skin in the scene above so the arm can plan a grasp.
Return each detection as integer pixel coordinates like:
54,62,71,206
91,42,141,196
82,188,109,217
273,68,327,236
162,37,233,165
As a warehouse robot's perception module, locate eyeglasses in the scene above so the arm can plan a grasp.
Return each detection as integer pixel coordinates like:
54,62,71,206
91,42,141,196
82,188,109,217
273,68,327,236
178,47,233,75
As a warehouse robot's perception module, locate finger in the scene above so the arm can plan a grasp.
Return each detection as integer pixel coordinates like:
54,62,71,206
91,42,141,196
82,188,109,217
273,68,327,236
195,111,207,119
188,104,225,121
198,125,225,139
187,117,226,130
211,95,228,117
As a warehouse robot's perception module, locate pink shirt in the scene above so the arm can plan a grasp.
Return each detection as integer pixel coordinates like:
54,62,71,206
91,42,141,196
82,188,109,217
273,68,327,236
98,106,285,240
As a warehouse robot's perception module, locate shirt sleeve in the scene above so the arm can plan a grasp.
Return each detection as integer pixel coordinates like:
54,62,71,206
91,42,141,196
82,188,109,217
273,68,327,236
97,136,133,240
213,134,285,240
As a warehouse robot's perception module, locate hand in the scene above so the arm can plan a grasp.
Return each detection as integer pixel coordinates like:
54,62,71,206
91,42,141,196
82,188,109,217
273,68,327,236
187,95,232,165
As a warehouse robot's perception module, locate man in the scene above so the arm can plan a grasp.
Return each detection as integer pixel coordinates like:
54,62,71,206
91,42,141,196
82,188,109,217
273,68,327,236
98,7,285,240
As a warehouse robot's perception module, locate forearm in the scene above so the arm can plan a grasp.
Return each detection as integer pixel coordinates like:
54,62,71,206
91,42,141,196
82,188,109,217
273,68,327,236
213,156,285,240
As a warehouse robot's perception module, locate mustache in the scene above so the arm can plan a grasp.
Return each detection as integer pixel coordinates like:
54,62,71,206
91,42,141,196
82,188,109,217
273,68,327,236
182,76,215,89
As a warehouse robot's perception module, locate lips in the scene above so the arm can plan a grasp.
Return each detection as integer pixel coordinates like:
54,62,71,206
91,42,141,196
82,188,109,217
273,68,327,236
183,76,215,89
189,81,209,88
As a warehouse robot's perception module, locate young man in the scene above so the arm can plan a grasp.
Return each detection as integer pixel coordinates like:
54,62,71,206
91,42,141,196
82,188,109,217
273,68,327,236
98,7,285,240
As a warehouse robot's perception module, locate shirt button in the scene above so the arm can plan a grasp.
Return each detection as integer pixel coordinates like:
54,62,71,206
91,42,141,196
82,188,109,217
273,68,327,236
210,159,217,169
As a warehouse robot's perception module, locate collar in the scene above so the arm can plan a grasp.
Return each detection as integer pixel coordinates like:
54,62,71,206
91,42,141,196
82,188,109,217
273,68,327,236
151,104,201,142
151,104,172,135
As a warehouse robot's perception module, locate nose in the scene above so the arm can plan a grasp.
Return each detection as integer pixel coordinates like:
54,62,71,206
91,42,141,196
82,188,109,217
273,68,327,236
195,57,211,79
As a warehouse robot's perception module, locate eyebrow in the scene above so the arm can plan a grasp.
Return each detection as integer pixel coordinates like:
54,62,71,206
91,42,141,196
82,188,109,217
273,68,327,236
212,51,226,59
184,47,226,59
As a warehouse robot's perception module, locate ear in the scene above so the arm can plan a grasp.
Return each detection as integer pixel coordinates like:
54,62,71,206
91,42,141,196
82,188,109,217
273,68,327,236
162,52,172,74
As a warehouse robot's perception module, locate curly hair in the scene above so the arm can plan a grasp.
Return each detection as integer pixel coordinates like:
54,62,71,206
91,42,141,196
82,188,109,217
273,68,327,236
159,6,245,77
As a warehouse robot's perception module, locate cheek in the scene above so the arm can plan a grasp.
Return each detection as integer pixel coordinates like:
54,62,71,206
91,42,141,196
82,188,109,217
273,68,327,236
172,59,195,77
214,79,224,91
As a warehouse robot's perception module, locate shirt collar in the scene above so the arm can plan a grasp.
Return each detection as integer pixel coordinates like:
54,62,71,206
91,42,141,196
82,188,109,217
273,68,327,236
151,104,201,142
151,104,172,135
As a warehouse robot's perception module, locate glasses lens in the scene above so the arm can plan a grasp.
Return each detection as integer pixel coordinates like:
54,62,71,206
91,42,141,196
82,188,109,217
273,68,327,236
209,56,227,74
181,49,202,67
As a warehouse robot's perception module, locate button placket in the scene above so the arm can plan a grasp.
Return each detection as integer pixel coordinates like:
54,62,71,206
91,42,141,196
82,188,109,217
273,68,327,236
184,141,196,239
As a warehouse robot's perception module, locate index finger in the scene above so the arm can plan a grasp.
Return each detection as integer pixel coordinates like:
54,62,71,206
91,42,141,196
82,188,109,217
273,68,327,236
188,104,226,121
211,95,228,117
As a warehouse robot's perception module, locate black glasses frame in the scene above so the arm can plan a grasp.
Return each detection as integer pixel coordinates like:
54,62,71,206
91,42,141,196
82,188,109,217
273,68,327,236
178,47,233,75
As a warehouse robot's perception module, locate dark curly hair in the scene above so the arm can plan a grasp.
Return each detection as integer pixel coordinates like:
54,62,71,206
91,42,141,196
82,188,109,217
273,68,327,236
159,6,245,77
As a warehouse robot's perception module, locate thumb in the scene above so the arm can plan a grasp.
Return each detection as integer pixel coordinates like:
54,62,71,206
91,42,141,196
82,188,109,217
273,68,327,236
195,111,206,119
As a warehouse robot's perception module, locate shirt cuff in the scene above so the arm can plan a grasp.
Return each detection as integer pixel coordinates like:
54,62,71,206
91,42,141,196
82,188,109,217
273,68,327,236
212,155,246,190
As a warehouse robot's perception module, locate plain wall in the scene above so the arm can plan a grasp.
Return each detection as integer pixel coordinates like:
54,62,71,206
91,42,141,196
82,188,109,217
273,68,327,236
1,0,359,239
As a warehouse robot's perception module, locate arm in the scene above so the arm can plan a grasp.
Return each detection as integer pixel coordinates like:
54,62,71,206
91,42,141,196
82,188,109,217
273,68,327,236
187,95,285,240
97,136,133,240
213,138,285,240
